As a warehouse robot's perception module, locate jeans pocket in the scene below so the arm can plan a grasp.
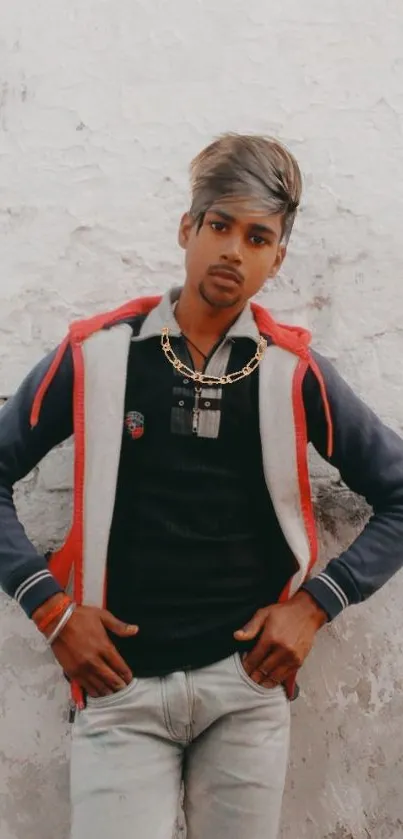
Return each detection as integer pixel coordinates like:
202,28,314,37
85,677,138,708
234,653,284,697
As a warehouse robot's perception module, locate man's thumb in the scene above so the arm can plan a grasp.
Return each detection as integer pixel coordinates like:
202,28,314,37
234,608,267,640
100,609,139,637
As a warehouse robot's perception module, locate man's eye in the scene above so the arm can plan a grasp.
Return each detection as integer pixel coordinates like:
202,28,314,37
250,235,266,246
210,221,227,232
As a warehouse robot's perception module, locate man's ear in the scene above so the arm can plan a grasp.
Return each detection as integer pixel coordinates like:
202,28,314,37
178,212,194,249
268,244,287,278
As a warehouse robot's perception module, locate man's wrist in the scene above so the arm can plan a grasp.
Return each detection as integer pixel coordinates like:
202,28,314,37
291,589,328,629
32,593,70,629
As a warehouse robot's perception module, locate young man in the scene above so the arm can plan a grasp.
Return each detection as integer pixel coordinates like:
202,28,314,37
1,134,403,839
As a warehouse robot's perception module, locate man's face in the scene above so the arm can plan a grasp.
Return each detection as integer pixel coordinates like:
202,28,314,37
178,200,286,310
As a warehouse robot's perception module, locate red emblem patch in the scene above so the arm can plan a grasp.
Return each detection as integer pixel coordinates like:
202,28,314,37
125,411,145,440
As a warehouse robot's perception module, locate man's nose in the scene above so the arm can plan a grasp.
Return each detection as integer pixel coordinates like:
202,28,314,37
220,234,243,264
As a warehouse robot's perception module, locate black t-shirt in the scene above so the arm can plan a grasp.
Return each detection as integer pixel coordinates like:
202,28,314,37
106,327,295,675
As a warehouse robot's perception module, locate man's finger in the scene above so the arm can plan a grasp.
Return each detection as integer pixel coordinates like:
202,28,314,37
102,644,134,685
78,676,106,698
242,632,277,675
84,675,113,698
252,653,294,686
90,658,130,692
100,609,139,637
249,648,285,683
261,665,299,689
78,679,94,697
260,677,281,689
233,608,268,641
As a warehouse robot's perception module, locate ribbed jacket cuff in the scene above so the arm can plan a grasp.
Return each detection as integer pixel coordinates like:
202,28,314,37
302,571,349,621
14,569,63,617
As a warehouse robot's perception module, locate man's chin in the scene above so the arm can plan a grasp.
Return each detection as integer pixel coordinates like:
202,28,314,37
199,281,242,310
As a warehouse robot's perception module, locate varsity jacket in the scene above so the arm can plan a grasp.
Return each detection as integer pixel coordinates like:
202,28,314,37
1,289,403,707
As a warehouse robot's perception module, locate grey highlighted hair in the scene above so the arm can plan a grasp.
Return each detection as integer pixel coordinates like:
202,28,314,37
189,133,302,243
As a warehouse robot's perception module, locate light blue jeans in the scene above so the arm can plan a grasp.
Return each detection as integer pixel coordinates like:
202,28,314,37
70,653,290,839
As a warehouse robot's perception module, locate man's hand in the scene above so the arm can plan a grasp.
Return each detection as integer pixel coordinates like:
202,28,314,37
33,596,138,697
234,591,327,688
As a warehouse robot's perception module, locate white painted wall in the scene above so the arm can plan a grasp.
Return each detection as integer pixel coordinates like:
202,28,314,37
1,1,403,837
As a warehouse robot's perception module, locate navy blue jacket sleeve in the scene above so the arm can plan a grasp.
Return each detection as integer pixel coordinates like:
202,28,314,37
0,345,74,616
301,350,403,619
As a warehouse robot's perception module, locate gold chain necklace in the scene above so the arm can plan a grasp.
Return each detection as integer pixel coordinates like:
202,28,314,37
161,327,267,386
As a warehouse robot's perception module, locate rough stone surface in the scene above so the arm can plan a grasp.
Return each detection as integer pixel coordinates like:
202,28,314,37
1,0,403,837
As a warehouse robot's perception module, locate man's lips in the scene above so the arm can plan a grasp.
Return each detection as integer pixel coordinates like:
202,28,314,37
207,265,243,285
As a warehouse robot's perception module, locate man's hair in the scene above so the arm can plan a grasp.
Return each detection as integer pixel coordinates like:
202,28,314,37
189,133,302,243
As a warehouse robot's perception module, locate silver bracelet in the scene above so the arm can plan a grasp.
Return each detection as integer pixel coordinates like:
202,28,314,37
47,602,77,646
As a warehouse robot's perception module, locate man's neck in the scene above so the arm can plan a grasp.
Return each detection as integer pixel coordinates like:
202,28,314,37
174,286,246,340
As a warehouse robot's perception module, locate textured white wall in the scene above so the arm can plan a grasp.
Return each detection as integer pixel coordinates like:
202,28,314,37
1,1,403,837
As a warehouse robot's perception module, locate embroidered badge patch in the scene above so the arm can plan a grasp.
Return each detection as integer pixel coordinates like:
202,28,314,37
125,410,145,440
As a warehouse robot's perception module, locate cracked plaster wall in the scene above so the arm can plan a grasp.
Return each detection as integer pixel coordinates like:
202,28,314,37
1,1,403,837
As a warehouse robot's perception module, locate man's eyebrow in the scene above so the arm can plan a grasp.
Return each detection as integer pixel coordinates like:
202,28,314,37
208,209,235,223
208,209,277,237
248,222,277,237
